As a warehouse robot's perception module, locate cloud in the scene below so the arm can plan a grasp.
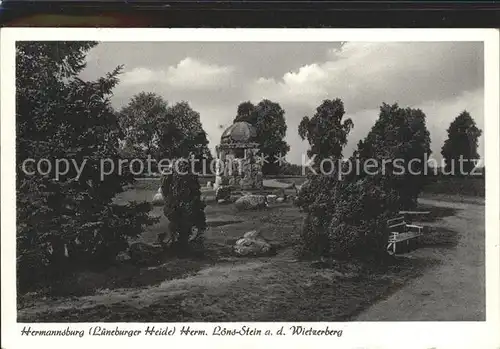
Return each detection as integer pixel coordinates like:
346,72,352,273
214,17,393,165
245,42,484,164
82,41,341,82
80,42,484,165
120,57,235,90
248,42,483,114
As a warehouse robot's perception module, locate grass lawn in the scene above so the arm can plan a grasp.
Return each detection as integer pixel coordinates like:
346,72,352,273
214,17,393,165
17,179,460,322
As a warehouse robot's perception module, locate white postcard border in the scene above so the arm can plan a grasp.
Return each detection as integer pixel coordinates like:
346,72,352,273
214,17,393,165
1,28,499,349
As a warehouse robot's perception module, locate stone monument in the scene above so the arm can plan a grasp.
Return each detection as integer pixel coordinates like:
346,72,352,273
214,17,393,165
214,121,263,191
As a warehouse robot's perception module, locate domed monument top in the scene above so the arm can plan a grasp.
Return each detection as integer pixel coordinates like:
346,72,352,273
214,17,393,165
220,121,257,144
215,121,263,191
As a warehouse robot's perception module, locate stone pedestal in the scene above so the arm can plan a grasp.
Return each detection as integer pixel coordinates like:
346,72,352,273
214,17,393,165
215,142,263,191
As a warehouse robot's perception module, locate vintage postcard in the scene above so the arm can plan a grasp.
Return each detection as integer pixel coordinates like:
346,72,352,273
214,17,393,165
1,28,499,349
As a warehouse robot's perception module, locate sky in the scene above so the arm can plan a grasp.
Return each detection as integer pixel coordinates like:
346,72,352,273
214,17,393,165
80,41,484,165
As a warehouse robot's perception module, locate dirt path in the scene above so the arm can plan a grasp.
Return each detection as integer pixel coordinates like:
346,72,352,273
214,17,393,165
356,198,485,321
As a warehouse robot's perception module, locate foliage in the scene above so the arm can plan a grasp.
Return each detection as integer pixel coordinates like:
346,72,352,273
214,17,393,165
296,175,400,261
16,42,157,292
423,176,485,198
119,95,212,175
353,103,432,209
155,101,212,174
118,92,169,160
279,163,305,176
161,162,207,256
234,99,290,175
234,101,257,124
296,102,431,262
156,102,210,255
298,99,354,173
441,110,482,174
215,186,232,201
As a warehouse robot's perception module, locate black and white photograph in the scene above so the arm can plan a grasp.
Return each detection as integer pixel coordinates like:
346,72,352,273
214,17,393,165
1,28,499,348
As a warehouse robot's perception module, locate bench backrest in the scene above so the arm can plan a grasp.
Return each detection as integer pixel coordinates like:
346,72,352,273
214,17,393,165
398,211,431,215
398,211,431,225
387,216,406,232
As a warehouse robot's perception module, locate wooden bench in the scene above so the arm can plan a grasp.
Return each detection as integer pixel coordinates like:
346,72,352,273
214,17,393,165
386,211,429,255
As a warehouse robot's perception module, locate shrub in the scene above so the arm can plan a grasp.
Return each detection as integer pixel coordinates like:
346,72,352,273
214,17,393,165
161,163,207,256
215,186,232,201
296,175,400,261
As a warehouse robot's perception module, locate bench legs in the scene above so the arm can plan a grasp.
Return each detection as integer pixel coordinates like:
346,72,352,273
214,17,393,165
387,237,421,255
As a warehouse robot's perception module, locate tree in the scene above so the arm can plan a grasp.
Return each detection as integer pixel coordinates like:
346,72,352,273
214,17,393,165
159,102,210,159
233,100,290,175
157,101,212,173
16,42,156,291
279,162,304,176
354,103,432,209
157,105,209,256
155,103,211,256
119,94,212,174
295,99,355,260
298,99,354,174
118,92,169,160
441,110,482,174
234,101,258,124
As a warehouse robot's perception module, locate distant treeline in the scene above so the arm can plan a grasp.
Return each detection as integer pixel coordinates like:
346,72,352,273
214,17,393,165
423,176,485,197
